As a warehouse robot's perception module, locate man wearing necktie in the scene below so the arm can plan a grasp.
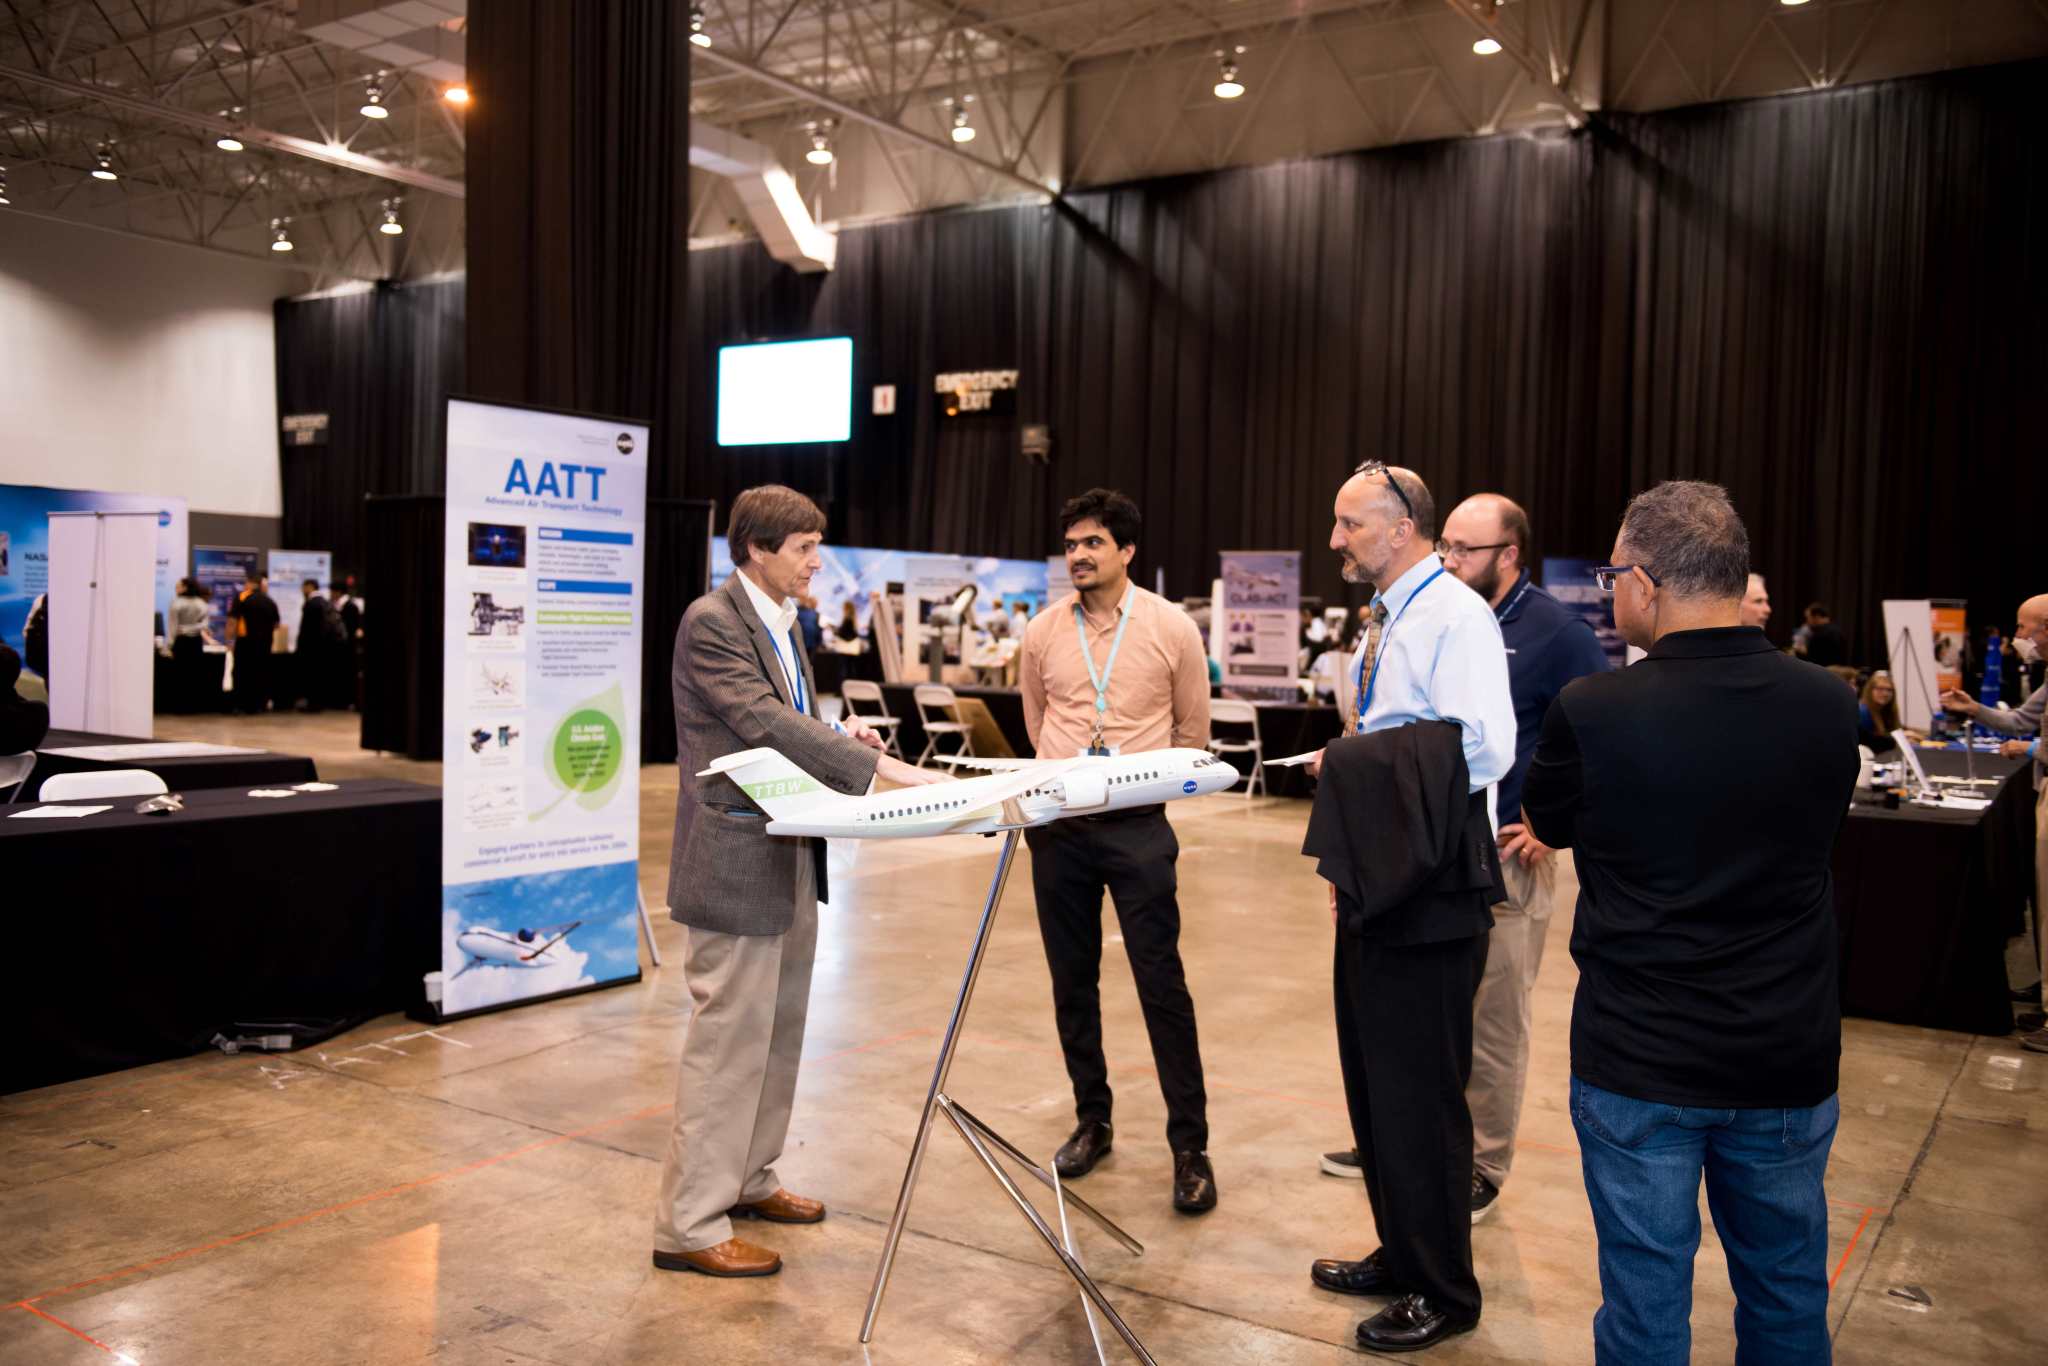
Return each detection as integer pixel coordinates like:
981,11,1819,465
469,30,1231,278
1307,463,1516,1353
653,485,947,1280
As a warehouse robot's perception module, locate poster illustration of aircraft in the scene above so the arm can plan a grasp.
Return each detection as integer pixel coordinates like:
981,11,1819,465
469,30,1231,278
450,916,584,978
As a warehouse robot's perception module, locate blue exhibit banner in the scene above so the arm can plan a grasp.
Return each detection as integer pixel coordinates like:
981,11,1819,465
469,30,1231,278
1541,557,1630,671
0,483,188,669
192,546,259,641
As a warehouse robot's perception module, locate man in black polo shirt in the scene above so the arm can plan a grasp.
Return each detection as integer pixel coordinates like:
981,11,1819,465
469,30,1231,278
1523,481,1857,1366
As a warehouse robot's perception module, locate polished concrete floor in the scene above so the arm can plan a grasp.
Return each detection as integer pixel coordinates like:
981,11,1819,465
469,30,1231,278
4,710,2045,1364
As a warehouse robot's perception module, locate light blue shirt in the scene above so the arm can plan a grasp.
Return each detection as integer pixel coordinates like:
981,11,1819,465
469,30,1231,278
1355,553,1518,795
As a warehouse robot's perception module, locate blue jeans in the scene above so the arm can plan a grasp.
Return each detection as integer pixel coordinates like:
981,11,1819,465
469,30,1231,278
1571,1076,1838,1366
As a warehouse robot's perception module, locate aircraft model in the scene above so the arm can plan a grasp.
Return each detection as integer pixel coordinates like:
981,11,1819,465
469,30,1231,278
450,918,583,978
699,745,1239,839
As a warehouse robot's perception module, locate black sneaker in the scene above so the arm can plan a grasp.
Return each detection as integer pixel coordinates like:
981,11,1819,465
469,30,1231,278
1320,1147,1363,1178
1470,1170,1499,1224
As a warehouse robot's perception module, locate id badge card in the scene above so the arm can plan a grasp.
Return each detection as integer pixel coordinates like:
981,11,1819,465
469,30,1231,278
1080,744,1119,757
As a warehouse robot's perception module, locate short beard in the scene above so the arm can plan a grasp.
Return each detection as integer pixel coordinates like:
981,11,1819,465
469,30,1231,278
1468,560,1502,602
1340,556,1372,585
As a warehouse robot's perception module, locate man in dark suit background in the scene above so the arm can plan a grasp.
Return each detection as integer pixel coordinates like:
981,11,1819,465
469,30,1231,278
1523,481,1858,1366
0,644,49,757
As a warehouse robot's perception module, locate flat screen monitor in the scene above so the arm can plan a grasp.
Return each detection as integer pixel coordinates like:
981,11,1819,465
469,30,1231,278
716,336,853,446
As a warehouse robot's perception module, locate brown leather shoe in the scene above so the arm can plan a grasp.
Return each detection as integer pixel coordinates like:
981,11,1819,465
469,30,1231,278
652,1237,782,1277
727,1188,826,1224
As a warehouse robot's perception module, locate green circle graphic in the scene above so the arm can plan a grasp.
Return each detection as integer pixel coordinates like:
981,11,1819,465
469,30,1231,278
551,709,622,792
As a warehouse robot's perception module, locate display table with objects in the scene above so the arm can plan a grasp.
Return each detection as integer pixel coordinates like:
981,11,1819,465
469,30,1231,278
1834,748,2037,1036
18,729,319,801
3,779,439,1093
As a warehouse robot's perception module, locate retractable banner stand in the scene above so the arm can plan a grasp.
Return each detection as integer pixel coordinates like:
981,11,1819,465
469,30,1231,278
47,510,158,735
267,550,332,651
438,398,649,1020
1217,550,1301,698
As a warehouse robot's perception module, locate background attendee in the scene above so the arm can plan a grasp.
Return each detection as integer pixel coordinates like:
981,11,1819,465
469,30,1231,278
834,599,861,645
1942,593,2047,1038
296,579,344,713
796,593,823,654
1307,463,1515,1354
1739,572,1772,631
654,485,943,1281
22,593,48,685
227,570,279,715
1859,671,1906,753
1018,488,1218,1215
1803,603,1849,667
168,578,214,712
0,644,49,756
1523,481,1857,1366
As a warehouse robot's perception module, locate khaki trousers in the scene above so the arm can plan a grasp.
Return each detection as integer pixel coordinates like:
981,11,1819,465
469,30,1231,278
1468,848,1566,1190
653,854,817,1253
2036,784,2047,988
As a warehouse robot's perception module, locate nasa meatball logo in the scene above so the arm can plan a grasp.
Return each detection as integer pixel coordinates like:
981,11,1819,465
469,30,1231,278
615,431,635,455
1183,779,1198,795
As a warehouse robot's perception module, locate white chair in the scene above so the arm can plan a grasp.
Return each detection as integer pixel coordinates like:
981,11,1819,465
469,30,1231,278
1208,699,1265,799
842,679,903,759
38,768,169,802
912,684,976,769
0,751,35,803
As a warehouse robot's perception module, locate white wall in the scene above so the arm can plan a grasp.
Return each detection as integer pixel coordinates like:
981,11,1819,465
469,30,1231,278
0,213,309,517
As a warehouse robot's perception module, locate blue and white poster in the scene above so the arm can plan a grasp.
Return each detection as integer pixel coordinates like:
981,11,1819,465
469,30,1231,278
1218,550,1301,696
1542,557,1629,671
267,549,332,651
708,539,1048,632
440,399,648,1019
0,483,188,670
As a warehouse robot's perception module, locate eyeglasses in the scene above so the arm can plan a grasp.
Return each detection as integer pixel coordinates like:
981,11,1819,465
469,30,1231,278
1354,460,1415,524
1592,564,1661,593
1435,539,1510,561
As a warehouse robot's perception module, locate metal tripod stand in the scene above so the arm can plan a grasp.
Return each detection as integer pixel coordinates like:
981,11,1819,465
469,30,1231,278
858,829,1156,1363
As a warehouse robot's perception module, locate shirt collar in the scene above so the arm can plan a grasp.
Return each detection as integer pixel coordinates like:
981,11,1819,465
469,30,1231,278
1493,570,1535,622
1645,625,1779,660
1076,581,1135,627
1371,553,1445,614
737,569,798,636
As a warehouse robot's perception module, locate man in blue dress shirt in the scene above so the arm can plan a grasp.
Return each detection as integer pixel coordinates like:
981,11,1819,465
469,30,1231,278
1306,462,1517,1353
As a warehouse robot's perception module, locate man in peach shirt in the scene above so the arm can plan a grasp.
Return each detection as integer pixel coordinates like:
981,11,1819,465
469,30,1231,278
1017,488,1218,1214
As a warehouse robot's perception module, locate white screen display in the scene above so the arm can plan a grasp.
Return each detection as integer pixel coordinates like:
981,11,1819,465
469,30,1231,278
716,337,854,446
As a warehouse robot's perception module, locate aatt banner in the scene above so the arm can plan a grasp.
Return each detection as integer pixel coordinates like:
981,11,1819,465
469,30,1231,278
439,398,648,1019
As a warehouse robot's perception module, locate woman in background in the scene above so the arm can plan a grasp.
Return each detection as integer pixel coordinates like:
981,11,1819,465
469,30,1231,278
168,578,217,713
1859,671,1906,754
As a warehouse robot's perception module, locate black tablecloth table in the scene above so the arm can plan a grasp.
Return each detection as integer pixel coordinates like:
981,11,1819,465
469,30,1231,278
3,779,439,1093
21,729,319,801
1833,750,2036,1036
810,647,884,698
880,683,1035,760
1219,703,1346,798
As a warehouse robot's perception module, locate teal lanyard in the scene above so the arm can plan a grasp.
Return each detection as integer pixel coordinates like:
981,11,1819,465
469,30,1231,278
1356,565,1448,732
766,627,808,718
1074,596,1133,746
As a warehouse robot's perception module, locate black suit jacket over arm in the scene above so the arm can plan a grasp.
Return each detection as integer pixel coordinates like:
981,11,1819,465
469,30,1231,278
1303,720,1502,946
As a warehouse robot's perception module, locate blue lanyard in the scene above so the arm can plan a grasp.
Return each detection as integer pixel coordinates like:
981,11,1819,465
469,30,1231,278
766,627,809,717
1074,595,1133,744
1356,565,1448,732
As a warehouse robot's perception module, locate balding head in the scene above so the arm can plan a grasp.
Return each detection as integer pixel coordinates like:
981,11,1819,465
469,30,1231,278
2014,594,2048,662
1441,493,1530,607
1331,464,1436,592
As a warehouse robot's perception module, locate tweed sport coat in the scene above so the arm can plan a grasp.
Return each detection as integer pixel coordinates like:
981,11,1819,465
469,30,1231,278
666,575,880,935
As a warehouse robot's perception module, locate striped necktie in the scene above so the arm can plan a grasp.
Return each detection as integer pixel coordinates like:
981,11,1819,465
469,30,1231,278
1348,601,1390,733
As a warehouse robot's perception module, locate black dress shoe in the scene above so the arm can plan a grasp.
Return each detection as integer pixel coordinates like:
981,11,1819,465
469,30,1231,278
1172,1150,1217,1213
2011,981,2042,1004
1053,1120,1113,1178
1356,1294,1478,1353
1311,1249,1407,1297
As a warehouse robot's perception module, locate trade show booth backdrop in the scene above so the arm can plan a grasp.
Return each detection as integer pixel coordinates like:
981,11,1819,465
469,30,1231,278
278,58,2048,661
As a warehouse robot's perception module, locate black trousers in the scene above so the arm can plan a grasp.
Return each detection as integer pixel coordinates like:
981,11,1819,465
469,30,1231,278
1025,808,1208,1152
232,640,270,713
1335,926,1489,1320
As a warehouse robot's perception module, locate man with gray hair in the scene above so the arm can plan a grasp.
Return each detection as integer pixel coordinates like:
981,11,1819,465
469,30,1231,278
1523,481,1857,1365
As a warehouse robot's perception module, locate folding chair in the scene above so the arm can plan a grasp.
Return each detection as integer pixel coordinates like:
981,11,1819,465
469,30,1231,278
1207,699,1265,799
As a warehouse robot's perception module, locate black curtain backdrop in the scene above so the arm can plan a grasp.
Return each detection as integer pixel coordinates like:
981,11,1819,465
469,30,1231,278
282,59,2048,662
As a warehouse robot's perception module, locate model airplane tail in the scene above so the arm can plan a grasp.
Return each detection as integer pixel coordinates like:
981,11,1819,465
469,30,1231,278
699,748,839,821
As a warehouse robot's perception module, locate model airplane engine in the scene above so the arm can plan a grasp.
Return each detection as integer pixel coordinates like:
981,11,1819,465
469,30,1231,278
1049,769,1110,812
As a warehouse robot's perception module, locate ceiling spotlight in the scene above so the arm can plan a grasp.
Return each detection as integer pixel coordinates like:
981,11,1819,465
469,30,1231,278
91,145,117,180
804,119,835,166
689,8,712,48
216,135,245,152
360,81,388,119
1473,37,1503,56
1213,45,1246,99
1780,0,1812,6
443,83,470,105
379,197,405,235
947,95,976,144
271,216,294,252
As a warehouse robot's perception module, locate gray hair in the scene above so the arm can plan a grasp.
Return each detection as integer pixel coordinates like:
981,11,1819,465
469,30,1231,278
1617,481,1751,600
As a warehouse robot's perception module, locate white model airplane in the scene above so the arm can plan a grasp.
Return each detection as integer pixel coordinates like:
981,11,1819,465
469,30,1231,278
700,746,1239,839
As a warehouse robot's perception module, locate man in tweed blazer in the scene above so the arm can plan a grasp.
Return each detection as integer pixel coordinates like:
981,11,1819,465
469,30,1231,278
653,486,946,1279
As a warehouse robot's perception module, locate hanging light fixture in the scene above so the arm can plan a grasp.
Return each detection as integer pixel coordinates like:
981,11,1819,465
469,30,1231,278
379,197,405,235
271,216,294,252
443,83,470,105
216,107,245,152
947,95,976,144
804,119,836,166
1213,46,1246,99
689,7,712,48
1472,36,1502,55
91,144,118,180
359,79,389,119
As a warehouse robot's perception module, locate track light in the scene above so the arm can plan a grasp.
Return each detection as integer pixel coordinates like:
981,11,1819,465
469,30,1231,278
947,95,975,144
271,216,294,252
804,119,835,166
91,145,117,180
379,197,405,235
1472,36,1502,55
443,84,470,105
689,8,711,48
1213,46,1246,99
360,81,388,120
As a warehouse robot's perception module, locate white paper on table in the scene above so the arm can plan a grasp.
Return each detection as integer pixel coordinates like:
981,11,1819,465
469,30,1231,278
8,805,114,819
41,742,264,760
292,782,340,792
248,789,300,799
